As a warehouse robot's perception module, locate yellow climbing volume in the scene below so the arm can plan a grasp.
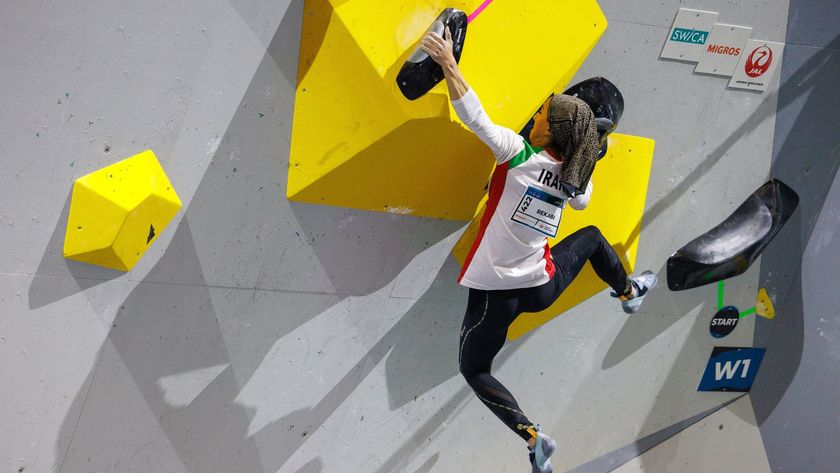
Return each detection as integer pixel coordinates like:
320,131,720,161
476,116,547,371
287,0,608,219
63,150,181,271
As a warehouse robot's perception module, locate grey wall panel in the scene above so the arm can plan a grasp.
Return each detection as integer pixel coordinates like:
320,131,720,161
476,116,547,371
0,0,219,275
10,0,837,472
568,18,779,277
751,11,840,472
0,274,128,473
785,0,840,48
600,1,789,40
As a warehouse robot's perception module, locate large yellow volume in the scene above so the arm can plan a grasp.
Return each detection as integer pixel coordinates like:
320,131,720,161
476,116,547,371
452,134,656,340
288,0,608,220
63,150,182,271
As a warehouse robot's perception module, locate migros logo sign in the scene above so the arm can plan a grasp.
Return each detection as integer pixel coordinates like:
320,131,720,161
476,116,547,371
671,27,709,44
706,44,741,56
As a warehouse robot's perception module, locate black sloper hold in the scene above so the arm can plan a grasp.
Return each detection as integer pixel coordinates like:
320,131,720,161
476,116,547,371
667,179,799,291
397,8,468,101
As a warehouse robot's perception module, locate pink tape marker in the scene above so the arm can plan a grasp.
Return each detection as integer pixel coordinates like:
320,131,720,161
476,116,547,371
467,0,495,23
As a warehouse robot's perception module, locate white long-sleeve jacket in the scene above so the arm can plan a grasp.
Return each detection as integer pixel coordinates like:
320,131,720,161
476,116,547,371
454,88,593,290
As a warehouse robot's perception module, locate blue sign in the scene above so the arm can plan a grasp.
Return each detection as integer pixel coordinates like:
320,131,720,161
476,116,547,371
698,347,766,392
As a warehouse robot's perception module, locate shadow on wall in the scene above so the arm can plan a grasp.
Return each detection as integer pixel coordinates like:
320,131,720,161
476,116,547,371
54,217,295,473
253,255,470,471
637,40,835,242
565,33,840,473
620,285,733,469
229,0,325,87
290,200,448,295
51,213,477,472
637,30,840,430
751,30,840,426
54,220,470,472
371,326,538,473
566,262,764,471
52,1,471,471
600,264,707,370
615,33,839,473
27,187,125,312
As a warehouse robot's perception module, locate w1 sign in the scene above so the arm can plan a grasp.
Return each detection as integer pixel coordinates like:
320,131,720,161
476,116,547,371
698,347,766,392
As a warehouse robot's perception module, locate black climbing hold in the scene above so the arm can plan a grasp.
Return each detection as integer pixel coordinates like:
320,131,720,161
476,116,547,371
396,8,468,100
147,224,156,244
667,179,799,291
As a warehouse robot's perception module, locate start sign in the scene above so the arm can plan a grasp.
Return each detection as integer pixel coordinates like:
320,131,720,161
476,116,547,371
710,306,740,338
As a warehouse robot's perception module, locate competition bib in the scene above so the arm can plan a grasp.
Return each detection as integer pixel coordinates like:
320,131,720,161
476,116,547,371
511,186,564,237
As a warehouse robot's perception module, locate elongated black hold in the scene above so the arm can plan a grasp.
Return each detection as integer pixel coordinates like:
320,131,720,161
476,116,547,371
397,8,468,101
667,179,799,291
147,224,156,244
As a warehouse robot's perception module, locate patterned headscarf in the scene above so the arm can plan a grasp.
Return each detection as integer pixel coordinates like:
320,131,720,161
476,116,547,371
548,94,599,194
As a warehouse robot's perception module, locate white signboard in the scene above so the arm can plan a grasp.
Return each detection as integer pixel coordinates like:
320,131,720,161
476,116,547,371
695,24,753,76
729,40,785,92
661,8,719,62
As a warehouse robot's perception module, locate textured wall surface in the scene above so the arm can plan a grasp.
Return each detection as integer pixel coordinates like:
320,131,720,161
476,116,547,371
750,1,840,471
1,1,836,472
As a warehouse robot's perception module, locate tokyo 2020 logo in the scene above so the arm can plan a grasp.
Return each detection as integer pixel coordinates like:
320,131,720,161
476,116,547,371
745,45,773,78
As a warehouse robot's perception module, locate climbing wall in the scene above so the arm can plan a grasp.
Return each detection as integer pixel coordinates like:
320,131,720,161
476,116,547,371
1,1,837,472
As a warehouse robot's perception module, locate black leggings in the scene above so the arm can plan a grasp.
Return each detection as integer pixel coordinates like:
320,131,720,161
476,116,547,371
458,225,629,442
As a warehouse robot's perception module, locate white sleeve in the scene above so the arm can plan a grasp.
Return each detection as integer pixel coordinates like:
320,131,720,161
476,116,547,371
569,179,593,210
451,88,525,164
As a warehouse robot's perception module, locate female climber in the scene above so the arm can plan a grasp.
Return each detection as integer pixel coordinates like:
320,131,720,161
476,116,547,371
419,27,657,473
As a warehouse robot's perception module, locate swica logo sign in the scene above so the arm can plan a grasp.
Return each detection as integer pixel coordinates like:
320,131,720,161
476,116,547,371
671,27,709,44
746,45,773,77
661,8,719,62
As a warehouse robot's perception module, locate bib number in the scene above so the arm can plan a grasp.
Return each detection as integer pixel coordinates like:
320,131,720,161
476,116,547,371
511,186,564,237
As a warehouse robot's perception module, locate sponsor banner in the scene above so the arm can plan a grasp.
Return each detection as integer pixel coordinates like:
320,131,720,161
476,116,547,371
695,23,753,76
661,8,719,62
729,40,784,91
698,347,766,392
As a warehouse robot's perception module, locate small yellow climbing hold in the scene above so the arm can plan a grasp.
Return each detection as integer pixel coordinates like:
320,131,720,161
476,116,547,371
756,287,776,319
63,150,181,271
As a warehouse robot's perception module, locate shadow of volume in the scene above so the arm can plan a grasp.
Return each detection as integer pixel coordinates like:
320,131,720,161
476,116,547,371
28,186,125,311
600,264,708,370
748,31,840,473
54,218,266,473
251,253,469,470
